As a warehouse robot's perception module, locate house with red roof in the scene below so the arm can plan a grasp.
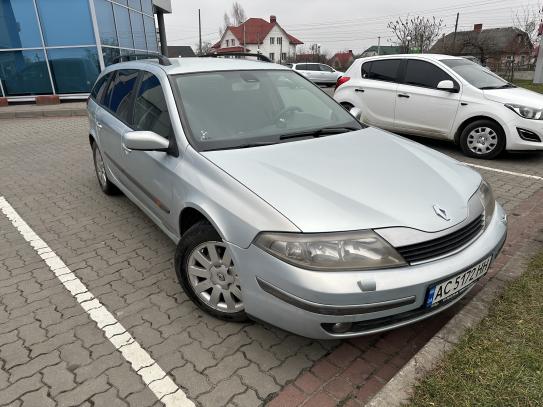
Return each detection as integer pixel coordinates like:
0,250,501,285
212,15,303,63
328,50,354,71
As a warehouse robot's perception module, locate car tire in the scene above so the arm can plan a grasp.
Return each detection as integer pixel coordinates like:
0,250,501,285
175,221,247,322
340,102,354,111
92,141,119,195
459,120,505,159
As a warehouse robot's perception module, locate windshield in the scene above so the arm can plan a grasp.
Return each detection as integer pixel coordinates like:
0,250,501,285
172,70,362,151
441,59,513,90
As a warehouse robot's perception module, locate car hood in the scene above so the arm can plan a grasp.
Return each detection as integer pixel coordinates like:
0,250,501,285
202,128,481,233
483,87,543,107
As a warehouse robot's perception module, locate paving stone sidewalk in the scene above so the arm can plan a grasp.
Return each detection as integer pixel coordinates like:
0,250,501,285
0,116,541,406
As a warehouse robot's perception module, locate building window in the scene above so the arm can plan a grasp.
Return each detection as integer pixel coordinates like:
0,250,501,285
141,0,153,16
277,37,282,45
36,0,95,46
128,0,141,11
94,0,118,47
144,16,158,52
270,37,275,45
0,0,42,49
269,52,275,61
0,50,52,96
130,10,146,50
48,47,101,93
281,52,287,61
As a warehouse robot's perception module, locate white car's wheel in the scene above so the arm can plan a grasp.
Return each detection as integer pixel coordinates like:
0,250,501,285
460,120,505,159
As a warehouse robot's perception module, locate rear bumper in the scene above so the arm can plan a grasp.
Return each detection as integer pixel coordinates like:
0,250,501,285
229,203,507,339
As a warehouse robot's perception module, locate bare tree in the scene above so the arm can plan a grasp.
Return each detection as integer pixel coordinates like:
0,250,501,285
219,2,247,35
194,40,214,56
513,4,541,46
388,16,444,53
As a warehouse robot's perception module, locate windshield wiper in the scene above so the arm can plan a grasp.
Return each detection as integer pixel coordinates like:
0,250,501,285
480,83,516,90
205,141,277,151
279,126,359,140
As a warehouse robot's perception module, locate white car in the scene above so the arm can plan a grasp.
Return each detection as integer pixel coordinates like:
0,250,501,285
289,62,342,86
334,54,543,159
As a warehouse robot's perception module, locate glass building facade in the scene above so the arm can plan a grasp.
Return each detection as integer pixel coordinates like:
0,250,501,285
0,0,169,99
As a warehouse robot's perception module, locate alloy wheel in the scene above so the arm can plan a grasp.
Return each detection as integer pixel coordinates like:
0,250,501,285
187,241,243,313
94,147,107,188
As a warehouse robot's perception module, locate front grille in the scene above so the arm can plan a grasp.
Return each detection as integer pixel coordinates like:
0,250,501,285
396,215,484,264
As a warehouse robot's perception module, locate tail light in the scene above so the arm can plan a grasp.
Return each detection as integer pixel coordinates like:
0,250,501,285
335,76,350,90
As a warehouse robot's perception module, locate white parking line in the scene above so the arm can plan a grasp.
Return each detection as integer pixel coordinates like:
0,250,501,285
0,196,194,407
463,163,543,181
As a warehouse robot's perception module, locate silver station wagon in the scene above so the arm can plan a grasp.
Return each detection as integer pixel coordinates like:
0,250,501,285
87,54,507,339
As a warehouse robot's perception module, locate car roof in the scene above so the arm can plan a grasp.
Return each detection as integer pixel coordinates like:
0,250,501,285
105,57,291,75
355,54,464,62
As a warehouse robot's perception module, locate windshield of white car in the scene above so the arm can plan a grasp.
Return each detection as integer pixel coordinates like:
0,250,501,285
441,59,514,90
172,70,363,151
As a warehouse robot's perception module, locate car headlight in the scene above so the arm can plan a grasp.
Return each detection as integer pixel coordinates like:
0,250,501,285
477,180,495,227
254,230,406,271
505,104,543,120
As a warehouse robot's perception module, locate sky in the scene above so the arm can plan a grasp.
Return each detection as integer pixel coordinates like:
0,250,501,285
163,0,539,55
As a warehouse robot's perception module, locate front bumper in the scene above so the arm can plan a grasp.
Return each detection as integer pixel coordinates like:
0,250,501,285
228,203,508,339
504,117,543,151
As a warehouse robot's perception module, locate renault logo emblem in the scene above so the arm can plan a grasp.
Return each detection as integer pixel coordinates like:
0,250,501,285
433,204,451,221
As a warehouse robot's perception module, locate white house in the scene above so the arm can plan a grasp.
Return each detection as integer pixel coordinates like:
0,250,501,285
212,15,303,63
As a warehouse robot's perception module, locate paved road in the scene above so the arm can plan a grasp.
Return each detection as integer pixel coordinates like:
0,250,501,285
0,116,541,406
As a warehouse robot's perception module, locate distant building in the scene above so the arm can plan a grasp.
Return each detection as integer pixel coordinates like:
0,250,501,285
212,15,303,63
361,45,402,57
430,24,532,69
167,46,196,58
328,50,354,71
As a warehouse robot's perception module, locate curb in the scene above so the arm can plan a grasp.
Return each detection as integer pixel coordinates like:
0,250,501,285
0,107,87,120
367,188,543,407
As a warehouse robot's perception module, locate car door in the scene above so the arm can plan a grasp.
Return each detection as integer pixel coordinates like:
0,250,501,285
97,69,139,187
121,71,176,229
354,59,401,130
319,64,337,83
394,59,461,137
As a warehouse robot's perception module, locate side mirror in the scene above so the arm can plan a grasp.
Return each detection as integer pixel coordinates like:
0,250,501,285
122,131,169,152
437,80,458,92
349,106,362,120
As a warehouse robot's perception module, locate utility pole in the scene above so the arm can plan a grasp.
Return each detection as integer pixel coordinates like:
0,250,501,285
452,12,459,53
534,5,543,83
377,36,381,55
198,9,202,55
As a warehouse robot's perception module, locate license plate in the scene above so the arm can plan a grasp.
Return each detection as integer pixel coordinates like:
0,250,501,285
425,256,492,308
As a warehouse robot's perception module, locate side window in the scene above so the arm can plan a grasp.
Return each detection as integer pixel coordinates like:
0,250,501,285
132,72,173,139
90,73,111,103
404,60,453,89
368,59,401,82
296,64,307,70
306,64,318,71
320,64,333,72
361,62,371,78
107,69,139,123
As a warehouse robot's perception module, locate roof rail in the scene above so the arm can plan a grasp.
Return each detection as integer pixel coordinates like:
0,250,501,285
204,52,272,63
112,53,172,66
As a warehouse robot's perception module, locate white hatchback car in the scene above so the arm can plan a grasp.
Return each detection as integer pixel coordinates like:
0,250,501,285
334,54,543,159
289,62,342,86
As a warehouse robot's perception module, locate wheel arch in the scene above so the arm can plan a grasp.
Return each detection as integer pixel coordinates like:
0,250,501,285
178,205,221,240
453,115,505,145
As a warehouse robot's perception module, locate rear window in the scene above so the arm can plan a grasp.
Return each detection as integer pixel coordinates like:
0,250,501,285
368,59,401,82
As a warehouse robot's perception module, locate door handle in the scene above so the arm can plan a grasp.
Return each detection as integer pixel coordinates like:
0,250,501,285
355,88,365,93
398,94,410,98
96,122,103,128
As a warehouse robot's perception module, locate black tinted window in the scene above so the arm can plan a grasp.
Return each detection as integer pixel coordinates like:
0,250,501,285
368,59,401,82
296,64,307,70
107,69,138,123
91,72,113,105
361,62,371,78
132,72,173,139
404,60,452,89
306,64,320,71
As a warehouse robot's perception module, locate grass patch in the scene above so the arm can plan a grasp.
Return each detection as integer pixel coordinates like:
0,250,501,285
408,250,543,407
513,79,543,94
